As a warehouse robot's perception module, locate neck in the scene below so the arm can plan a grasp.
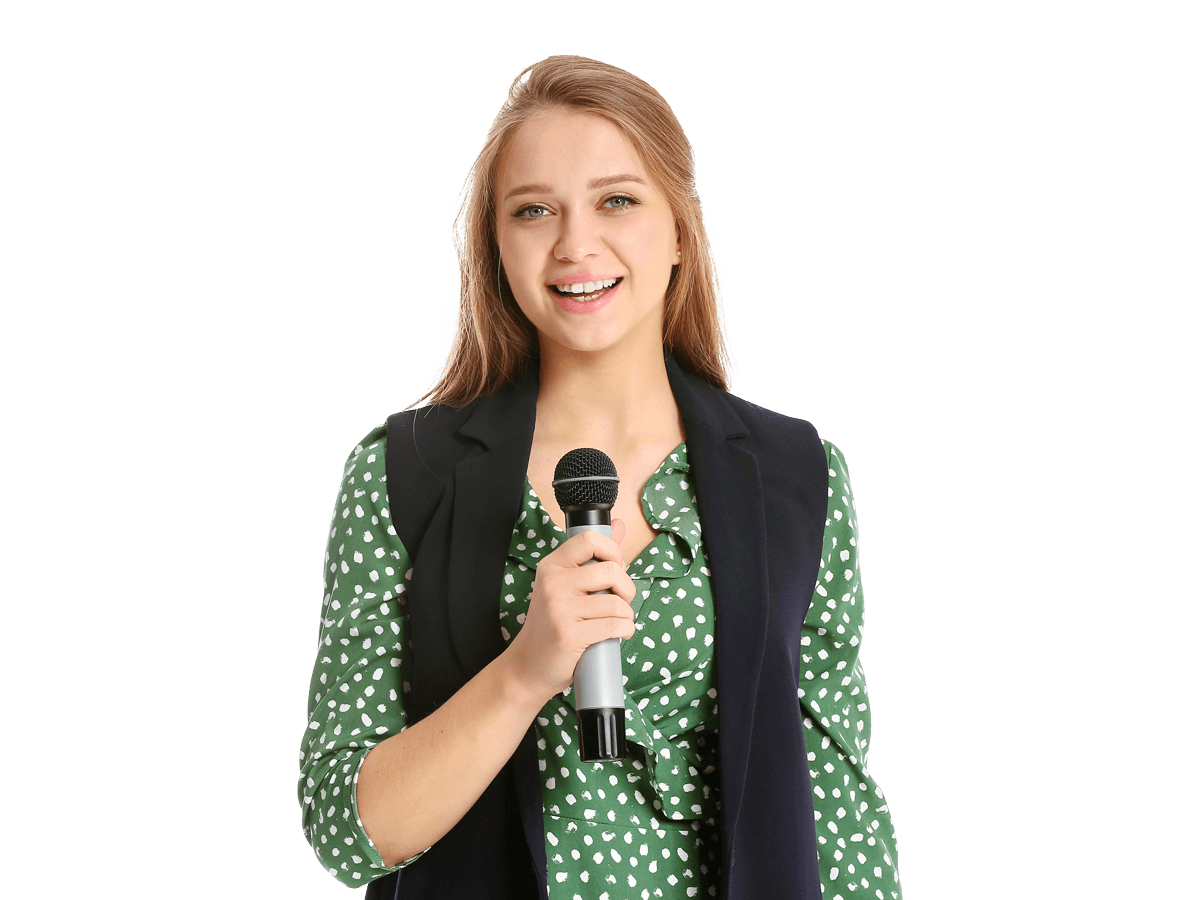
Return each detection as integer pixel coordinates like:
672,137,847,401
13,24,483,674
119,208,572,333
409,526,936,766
533,340,681,450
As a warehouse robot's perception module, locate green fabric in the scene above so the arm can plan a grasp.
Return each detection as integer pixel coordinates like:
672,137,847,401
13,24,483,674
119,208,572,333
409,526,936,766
298,428,902,899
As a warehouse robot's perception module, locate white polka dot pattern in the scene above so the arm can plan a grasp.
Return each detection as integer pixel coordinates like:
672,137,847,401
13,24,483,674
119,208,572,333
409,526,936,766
297,428,901,898
506,442,722,896
296,431,429,884
802,442,903,899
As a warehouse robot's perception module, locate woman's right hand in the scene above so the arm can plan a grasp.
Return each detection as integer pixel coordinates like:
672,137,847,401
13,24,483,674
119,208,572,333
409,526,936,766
505,518,637,705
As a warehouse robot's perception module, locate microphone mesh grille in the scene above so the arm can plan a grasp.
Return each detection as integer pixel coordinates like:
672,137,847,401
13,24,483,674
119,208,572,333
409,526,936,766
552,448,619,508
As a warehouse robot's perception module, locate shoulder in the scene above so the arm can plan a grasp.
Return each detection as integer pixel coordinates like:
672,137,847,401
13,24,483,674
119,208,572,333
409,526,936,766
669,358,819,448
731,391,820,442
710,384,825,469
383,401,481,488
818,439,858,530
694,384,833,519
820,439,853,488
338,424,388,483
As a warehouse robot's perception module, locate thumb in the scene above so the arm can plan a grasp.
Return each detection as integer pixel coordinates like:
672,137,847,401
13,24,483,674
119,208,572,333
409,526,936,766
611,517,627,549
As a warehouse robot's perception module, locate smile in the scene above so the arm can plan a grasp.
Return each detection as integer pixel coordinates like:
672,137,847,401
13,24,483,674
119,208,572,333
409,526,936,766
546,277,623,313
548,277,622,300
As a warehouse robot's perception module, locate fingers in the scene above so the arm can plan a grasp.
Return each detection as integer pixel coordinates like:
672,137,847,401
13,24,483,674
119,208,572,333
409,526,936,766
537,555,635,604
540,542,638,607
574,559,636,603
552,527,625,569
535,528,635,608
573,592,637,625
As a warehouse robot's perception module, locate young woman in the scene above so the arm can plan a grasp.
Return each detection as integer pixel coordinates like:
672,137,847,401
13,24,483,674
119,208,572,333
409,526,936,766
298,56,902,900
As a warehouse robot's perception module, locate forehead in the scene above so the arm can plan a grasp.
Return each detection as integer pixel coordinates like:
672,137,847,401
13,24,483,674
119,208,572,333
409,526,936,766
497,109,649,191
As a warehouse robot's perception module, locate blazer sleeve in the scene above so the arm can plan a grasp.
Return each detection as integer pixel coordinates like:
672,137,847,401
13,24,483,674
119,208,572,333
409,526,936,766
799,440,903,898
297,426,431,887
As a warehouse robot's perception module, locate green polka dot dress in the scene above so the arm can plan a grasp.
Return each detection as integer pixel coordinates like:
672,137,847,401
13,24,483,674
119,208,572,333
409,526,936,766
298,428,902,899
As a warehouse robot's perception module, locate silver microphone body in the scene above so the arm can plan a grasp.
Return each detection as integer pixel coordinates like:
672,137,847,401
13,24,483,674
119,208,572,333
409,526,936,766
568,520,626,712
553,450,627,761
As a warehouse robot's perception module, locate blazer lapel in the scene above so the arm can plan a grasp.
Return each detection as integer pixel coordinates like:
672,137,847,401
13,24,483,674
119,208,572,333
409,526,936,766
664,357,768,843
446,358,541,679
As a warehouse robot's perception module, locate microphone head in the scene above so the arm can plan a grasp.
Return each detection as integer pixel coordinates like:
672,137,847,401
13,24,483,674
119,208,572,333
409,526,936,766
552,448,619,509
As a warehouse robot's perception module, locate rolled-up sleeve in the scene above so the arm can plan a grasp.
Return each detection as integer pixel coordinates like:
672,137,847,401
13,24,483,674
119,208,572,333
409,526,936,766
297,427,430,887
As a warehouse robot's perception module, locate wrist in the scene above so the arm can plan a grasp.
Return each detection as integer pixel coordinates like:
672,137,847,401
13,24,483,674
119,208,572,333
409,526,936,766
493,648,551,719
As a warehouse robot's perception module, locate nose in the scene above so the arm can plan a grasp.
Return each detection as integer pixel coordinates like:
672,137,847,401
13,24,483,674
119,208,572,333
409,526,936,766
554,209,600,263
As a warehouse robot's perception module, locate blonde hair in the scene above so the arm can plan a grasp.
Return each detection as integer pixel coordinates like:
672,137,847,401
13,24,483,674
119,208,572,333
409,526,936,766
412,55,730,410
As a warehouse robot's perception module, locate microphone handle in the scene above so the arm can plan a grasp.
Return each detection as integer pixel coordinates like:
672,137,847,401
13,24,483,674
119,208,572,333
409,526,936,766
566,519,628,760
568,521,625,709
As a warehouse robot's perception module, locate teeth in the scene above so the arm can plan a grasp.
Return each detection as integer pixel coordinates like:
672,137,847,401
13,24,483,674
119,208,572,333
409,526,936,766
553,278,618,295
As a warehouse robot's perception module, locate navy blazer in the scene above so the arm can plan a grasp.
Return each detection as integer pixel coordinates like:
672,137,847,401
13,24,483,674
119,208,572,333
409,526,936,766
368,354,829,900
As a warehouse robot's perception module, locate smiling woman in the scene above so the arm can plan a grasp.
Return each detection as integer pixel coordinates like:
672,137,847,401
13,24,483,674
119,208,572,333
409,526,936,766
297,55,903,900
416,55,729,409
495,110,681,359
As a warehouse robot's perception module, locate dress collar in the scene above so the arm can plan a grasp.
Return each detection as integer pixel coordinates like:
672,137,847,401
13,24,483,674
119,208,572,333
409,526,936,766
507,440,701,584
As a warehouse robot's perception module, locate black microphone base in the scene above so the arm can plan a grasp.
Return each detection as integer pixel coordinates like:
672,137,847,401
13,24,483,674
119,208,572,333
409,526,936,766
577,707,627,761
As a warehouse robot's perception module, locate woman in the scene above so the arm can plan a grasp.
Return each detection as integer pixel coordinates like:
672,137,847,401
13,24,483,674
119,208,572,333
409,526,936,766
298,55,902,900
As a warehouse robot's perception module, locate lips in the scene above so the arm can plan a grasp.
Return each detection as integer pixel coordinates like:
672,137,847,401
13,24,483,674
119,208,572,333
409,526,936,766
547,276,622,314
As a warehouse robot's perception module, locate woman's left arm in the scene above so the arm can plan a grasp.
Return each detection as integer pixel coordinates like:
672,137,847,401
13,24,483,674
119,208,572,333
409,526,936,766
799,440,904,899
801,441,868,763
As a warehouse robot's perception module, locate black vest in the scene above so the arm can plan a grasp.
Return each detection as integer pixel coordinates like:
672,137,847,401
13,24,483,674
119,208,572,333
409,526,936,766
368,355,829,900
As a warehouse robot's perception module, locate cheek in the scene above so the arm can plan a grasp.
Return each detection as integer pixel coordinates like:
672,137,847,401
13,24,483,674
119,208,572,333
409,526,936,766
626,215,677,263
496,243,527,298
502,235,542,286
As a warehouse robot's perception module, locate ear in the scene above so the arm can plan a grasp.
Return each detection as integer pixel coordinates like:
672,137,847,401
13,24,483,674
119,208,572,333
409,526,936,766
674,224,682,263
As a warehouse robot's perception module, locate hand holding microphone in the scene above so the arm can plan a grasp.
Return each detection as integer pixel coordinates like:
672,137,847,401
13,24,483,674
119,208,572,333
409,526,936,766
504,449,634,760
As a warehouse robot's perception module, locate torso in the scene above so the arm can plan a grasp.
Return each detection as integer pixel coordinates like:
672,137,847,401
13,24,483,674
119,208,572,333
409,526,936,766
527,427,686,564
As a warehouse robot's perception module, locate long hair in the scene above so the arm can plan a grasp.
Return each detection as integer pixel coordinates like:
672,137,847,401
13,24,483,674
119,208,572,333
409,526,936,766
411,55,731,410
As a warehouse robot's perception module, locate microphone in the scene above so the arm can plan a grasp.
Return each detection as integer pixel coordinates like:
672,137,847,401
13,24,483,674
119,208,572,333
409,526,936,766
552,448,627,761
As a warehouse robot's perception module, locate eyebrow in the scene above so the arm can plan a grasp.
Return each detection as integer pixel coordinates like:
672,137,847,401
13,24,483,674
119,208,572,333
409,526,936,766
503,173,647,202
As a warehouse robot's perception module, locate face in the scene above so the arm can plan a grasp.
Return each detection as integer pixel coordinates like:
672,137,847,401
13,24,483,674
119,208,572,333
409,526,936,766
495,109,682,357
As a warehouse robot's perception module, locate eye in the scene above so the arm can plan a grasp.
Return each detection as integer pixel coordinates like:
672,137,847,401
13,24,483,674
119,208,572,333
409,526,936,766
511,194,640,219
513,204,550,219
605,194,639,210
